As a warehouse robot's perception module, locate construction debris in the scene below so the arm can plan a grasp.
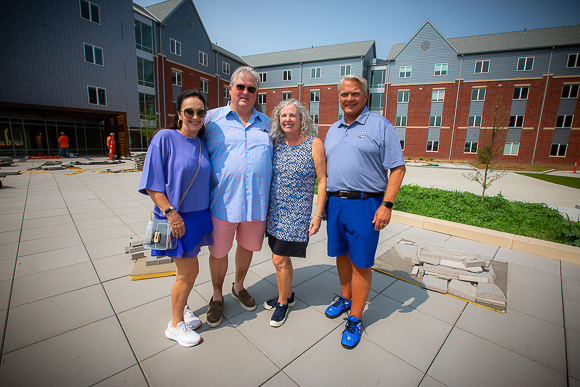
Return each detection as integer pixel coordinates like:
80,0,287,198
132,152,146,171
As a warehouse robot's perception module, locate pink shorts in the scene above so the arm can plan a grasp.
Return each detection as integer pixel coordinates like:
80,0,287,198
208,216,266,258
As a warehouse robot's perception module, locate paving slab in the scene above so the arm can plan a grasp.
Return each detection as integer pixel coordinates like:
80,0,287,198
568,329,580,380
92,365,148,387
507,280,565,327
102,275,174,314
562,261,580,281
15,245,89,277
92,253,138,282
21,214,72,229
564,297,580,333
261,371,300,387
19,222,78,242
563,276,580,303
494,247,561,275
508,262,562,296
17,232,82,257
419,375,448,387
0,242,17,261
0,279,12,312
84,235,133,260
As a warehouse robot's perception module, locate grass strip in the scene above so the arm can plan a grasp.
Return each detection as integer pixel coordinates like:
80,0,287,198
394,185,580,247
516,173,580,189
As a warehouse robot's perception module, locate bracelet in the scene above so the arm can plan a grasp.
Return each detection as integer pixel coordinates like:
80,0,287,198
313,215,324,219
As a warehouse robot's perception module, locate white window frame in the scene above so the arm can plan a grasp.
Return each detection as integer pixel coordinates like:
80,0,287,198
224,85,230,99
310,114,319,125
426,140,439,152
550,144,567,157
311,67,321,79
83,43,103,66
429,116,442,127
517,57,534,71
282,92,291,101
310,90,320,102
80,0,100,24
503,142,519,155
200,79,208,93
399,65,412,78
568,53,580,68
471,88,486,101
468,115,482,127
513,86,529,100
464,141,478,154
434,63,448,76
474,60,490,74
283,70,292,81
395,116,407,127
137,57,154,88
397,91,409,103
259,72,267,83
170,38,181,56
172,71,182,87
222,61,230,75
509,115,524,128
199,51,208,66
87,85,106,106
340,65,351,76
556,115,573,128
432,89,445,102
258,93,266,104
562,84,580,99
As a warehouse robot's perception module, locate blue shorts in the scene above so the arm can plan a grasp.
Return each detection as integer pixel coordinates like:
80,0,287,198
326,196,381,269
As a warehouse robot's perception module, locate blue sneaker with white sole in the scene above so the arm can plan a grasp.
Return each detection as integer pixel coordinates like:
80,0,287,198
341,315,363,349
324,295,351,319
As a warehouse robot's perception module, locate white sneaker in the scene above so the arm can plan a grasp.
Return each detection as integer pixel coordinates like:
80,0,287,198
165,320,201,347
184,304,201,330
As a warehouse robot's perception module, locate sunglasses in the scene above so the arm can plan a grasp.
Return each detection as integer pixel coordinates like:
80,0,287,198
182,108,207,119
235,84,257,94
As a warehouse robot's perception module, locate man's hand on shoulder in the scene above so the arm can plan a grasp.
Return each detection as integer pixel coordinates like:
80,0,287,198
372,205,392,231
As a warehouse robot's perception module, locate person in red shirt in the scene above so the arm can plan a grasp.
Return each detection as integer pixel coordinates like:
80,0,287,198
58,132,69,157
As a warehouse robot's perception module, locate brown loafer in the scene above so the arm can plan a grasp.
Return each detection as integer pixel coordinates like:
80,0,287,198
231,283,256,311
206,297,223,328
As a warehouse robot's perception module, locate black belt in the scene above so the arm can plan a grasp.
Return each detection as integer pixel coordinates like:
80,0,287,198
328,191,384,199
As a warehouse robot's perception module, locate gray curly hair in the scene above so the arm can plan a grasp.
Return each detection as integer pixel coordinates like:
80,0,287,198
269,99,313,139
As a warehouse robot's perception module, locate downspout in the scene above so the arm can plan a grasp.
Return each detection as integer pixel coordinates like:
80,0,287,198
215,50,220,107
299,62,303,102
160,26,167,128
384,64,389,117
531,47,554,165
449,55,463,160
155,22,161,130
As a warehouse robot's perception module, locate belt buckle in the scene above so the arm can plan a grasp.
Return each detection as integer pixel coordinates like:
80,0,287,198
339,191,349,199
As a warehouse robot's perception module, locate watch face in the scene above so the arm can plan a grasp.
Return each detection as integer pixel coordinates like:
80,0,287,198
383,201,393,209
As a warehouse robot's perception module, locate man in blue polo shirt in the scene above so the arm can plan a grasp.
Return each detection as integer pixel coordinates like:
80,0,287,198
324,74,406,349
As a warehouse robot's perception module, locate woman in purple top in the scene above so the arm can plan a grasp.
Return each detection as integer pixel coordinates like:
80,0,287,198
139,90,213,347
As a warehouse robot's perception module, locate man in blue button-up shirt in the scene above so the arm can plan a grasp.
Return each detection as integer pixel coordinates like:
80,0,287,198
324,74,405,349
203,66,273,327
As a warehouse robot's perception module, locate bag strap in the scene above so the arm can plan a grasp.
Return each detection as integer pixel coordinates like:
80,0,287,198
178,137,202,207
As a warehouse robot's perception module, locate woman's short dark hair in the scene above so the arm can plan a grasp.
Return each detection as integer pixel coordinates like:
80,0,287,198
153,89,208,138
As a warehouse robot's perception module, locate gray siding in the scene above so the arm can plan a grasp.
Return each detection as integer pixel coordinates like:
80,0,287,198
466,128,480,142
469,101,484,116
558,98,578,115
396,104,408,116
430,102,443,115
553,129,571,143
427,128,440,141
510,100,527,115
0,0,140,126
256,63,302,88
506,128,522,143
551,46,580,77
461,48,551,82
396,128,406,140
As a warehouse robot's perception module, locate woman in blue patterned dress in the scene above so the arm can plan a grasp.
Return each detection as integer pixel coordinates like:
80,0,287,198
263,99,327,327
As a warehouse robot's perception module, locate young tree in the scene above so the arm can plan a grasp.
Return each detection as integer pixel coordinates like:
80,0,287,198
464,95,508,201
139,110,158,147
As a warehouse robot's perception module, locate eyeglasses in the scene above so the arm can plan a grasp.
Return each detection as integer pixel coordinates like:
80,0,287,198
235,84,257,94
182,108,207,119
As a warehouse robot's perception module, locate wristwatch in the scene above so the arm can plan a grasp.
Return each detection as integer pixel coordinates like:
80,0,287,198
163,206,175,215
381,201,394,209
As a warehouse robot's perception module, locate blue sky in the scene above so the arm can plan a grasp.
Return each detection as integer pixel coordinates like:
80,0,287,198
134,0,580,59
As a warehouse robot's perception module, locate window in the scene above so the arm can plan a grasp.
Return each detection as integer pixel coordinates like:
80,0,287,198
434,63,448,76
84,43,103,66
311,114,319,125
139,93,155,118
474,60,490,74
283,70,292,81
556,115,573,128
369,93,383,112
395,116,407,127
259,72,267,83
397,91,409,103
172,71,182,87
135,20,152,53
426,140,439,152
310,91,320,102
399,66,412,78
550,144,567,157
513,86,529,100
170,38,181,56
200,79,208,93
562,84,579,99
370,69,386,88
468,115,482,127
87,86,106,106
311,67,321,79
80,0,99,24
567,54,580,68
199,51,208,66
464,141,478,154
432,89,445,102
222,61,230,75
429,116,442,127
224,85,230,99
258,94,266,104
517,57,534,71
340,65,351,76
503,142,519,155
282,92,291,101
509,115,524,128
471,88,486,101
400,140,405,150
137,58,154,88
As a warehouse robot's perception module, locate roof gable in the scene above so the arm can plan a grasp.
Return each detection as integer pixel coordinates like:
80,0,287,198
388,20,456,61
145,0,183,22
